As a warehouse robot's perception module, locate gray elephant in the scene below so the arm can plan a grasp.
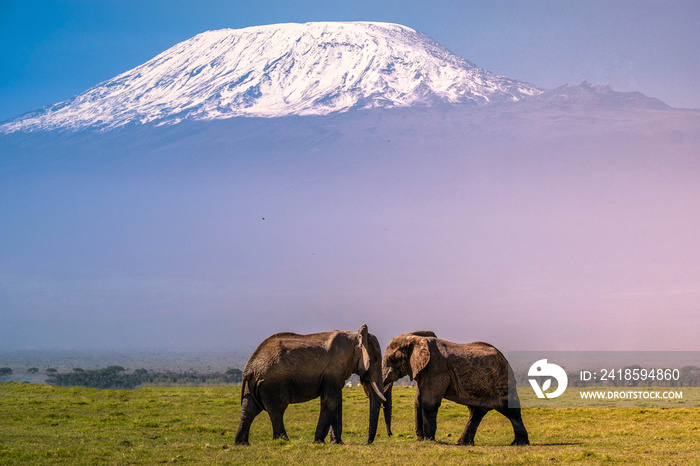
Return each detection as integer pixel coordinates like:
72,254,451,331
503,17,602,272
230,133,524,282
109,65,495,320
382,331,529,446
234,324,386,445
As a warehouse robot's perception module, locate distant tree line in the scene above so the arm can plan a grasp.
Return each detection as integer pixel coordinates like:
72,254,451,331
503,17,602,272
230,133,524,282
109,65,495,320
44,366,243,390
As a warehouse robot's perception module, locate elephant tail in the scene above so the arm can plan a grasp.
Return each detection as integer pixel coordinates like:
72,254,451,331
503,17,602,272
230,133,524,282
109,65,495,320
240,373,264,410
240,378,248,405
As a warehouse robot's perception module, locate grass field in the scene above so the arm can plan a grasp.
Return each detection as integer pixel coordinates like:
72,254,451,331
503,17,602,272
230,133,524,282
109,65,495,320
1,383,698,465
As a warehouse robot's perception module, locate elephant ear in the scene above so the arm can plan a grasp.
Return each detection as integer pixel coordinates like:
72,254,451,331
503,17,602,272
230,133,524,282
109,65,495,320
357,324,371,375
409,338,430,379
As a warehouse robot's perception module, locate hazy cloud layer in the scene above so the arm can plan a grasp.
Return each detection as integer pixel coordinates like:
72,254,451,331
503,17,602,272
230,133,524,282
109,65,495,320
2,104,699,352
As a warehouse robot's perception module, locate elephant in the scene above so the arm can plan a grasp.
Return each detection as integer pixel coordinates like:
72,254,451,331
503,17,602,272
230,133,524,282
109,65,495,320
234,324,386,445
382,331,529,446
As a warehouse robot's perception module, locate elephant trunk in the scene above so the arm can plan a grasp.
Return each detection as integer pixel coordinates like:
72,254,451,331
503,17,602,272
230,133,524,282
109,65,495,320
366,387,382,444
383,382,393,437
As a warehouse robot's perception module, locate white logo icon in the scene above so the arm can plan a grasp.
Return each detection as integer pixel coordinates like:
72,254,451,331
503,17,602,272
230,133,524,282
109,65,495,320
528,359,568,399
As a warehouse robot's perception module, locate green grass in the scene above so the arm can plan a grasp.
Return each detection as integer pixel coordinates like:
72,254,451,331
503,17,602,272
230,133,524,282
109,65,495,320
1,383,698,465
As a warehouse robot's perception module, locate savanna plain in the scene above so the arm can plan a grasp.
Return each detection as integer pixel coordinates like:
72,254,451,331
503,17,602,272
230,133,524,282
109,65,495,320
1,383,699,465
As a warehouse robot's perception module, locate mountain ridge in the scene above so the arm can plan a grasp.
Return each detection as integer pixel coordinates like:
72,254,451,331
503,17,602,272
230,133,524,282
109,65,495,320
530,80,671,110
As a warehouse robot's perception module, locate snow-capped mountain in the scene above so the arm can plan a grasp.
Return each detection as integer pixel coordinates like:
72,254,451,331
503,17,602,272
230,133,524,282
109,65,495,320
1,21,542,133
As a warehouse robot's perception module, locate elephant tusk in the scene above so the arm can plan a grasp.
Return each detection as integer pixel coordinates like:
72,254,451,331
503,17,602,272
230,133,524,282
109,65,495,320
371,381,387,402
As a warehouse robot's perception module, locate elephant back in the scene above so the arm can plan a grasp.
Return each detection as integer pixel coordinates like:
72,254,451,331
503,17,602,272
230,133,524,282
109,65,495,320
447,341,512,408
240,331,348,400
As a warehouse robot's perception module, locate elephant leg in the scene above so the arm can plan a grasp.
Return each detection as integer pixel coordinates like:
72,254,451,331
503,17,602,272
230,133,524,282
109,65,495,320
329,404,343,444
420,400,440,441
329,424,337,444
457,406,488,445
496,406,530,445
315,387,342,443
234,394,263,445
267,403,289,441
414,388,425,440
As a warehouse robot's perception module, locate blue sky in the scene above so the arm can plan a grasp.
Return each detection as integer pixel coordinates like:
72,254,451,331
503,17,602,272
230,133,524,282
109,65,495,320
1,0,699,122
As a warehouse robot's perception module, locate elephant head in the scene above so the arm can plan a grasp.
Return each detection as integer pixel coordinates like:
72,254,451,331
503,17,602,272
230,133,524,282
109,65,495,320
354,324,386,444
381,330,437,437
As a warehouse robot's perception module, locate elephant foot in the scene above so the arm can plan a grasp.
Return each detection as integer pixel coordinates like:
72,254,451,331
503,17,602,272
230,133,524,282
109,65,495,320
313,439,325,444
330,439,344,445
273,434,289,441
457,438,475,446
511,438,530,446
234,440,249,446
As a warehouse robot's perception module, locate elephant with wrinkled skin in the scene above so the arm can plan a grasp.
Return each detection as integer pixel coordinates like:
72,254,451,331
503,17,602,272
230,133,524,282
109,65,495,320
234,324,385,445
382,331,529,446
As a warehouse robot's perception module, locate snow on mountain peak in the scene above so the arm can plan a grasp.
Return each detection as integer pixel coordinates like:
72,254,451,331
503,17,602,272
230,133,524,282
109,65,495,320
1,21,542,132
